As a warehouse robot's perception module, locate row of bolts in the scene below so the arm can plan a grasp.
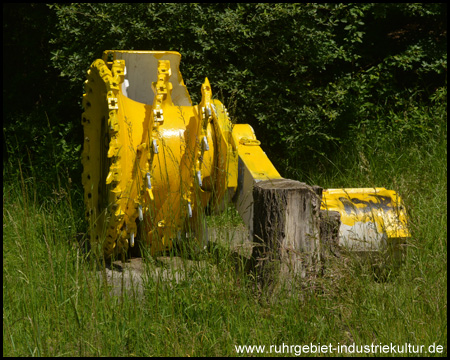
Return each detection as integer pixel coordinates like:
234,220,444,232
129,107,214,247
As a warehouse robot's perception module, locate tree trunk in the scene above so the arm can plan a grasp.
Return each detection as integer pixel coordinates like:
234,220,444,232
252,178,321,289
319,210,341,258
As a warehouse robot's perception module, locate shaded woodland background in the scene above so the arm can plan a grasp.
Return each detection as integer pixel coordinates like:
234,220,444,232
3,3,447,185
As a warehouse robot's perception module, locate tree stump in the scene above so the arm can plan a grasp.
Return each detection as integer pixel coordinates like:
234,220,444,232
251,179,321,289
319,210,341,258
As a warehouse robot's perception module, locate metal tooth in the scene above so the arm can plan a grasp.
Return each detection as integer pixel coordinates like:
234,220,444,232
111,184,122,194
196,170,202,187
152,139,159,154
146,172,152,189
107,136,120,157
109,113,119,130
205,106,212,118
202,136,209,151
106,164,120,184
130,232,135,248
188,202,192,218
138,205,143,221
106,171,114,184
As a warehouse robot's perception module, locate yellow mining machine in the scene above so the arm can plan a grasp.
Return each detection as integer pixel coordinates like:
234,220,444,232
81,50,409,262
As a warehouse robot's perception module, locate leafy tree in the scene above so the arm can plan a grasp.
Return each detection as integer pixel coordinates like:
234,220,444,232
3,3,446,183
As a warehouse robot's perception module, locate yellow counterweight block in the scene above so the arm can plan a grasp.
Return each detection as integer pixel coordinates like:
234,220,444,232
321,188,410,260
82,51,236,257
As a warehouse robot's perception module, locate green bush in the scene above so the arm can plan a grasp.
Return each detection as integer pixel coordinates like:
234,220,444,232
3,3,447,182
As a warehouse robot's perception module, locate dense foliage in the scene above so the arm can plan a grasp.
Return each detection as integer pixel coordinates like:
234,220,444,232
3,3,447,183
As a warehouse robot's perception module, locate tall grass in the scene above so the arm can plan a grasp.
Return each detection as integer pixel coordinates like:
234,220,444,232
3,100,447,356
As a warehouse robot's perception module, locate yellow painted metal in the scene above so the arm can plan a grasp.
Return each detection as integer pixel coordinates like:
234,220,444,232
321,188,410,252
207,98,239,208
230,124,282,237
82,49,410,261
82,58,129,257
82,50,238,257
232,124,282,181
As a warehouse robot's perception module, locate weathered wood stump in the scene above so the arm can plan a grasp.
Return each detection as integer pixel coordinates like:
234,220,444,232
251,179,322,289
319,210,341,258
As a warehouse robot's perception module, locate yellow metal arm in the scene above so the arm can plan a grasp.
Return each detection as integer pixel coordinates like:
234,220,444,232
230,124,282,237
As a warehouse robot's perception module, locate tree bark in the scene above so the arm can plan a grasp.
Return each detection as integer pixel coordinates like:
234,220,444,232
252,178,321,289
319,210,341,258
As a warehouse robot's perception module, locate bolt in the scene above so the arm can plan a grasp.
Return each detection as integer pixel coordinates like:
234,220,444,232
196,170,202,187
202,136,209,151
188,202,192,218
146,173,152,189
138,205,143,221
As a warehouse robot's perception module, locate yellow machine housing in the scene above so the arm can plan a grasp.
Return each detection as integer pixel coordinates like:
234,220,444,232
82,50,243,257
81,50,409,261
321,188,410,260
